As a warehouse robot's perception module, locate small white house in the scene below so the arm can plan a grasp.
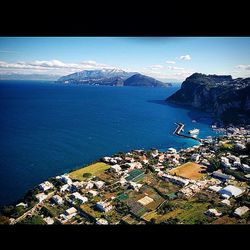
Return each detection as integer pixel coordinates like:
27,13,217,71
88,190,98,197
39,181,54,192
205,208,222,217
96,218,109,225
52,194,63,205
60,175,73,185
65,207,77,216
72,192,88,204
234,206,249,217
219,185,244,199
191,153,200,162
110,164,122,173
43,217,54,225
35,193,47,203
60,184,70,193
235,143,246,150
96,201,113,213
94,180,105,189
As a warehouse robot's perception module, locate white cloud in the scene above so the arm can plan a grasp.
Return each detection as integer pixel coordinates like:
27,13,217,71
235,64,250,70
166,60,176,64
179,55,191,61
167,66,185,70
0,59,113,76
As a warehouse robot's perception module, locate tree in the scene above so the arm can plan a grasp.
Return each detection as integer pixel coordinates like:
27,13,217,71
0,216,10,225
83,173,92,178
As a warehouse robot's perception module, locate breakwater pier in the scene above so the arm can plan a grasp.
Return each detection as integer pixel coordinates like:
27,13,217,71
173,122,203,142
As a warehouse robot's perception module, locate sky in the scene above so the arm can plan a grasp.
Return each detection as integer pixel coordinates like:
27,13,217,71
0,37,250,82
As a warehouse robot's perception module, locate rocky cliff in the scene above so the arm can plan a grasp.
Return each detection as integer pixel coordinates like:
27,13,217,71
166,73,250,124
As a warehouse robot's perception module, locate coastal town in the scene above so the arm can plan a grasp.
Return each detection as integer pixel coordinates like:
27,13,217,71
0,124,249,225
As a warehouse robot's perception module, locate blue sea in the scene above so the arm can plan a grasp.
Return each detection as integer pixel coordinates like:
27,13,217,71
0,80,218,206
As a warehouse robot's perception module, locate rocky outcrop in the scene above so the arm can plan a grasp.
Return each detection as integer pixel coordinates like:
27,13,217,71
166,73,250,124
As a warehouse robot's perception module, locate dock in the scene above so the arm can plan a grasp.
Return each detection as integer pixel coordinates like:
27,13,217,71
173,122,202,142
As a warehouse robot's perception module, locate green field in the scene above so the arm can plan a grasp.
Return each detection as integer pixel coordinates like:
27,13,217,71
69,162,110,181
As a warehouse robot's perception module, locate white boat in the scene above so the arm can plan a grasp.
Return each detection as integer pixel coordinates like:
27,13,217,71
188,128,200,135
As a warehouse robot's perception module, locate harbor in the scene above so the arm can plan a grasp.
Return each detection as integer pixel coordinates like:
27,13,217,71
173,122,203,142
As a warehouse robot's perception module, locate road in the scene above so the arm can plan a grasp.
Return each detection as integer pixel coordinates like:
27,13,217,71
10,191,55,225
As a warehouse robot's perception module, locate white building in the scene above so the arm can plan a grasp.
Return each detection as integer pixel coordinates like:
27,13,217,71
162,173,189,187
205,209,222,217
235,143,246,150
43,217,54,225
35,193,47,203
234,206,249,217
39,181,54,192
82,181,94,190
88,190,98,197
65,207,77,216
52,194,63,205
60,175,73,185
94,180,105,189
208,185,222,192
96,201,113,213
110,164,122,173
167,148,177,154
221,157,231,168
191,153,200,162
219,185,244,199
96,218,109,225
72,192,88,204
241,164,250,173
60,184,70,193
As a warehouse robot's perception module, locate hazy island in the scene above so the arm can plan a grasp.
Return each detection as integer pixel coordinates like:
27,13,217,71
57,69,172,87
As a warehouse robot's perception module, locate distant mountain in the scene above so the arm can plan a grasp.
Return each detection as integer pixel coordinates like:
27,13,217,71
124,73,171,87
166,73,250,124
57,69,171,87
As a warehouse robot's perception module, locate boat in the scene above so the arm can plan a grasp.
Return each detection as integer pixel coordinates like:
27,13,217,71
188,128,200,135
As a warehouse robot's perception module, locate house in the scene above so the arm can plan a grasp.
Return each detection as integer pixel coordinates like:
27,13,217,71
219,185,244,199
241,164,250,173
235,143,246,150
52,194,63,205
94,180,105,189
208,185,222,192
167,148,177,154
221,199,231,206
65,207,77,216
110,164,122,173
234,206,249,217
82,181,94,190
151,149,159,157
205,208,222,217
60,175,72,185
162,173,189,187
71,192,88,204
43,217,54,225
39,181,54,192
220,157,231,168
191,153,200,162
88,190,98,197
60,184,70,193
35,193,47,203
212,170,234,181
126,162,142,170
96,201,113,212
96,218,109,225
